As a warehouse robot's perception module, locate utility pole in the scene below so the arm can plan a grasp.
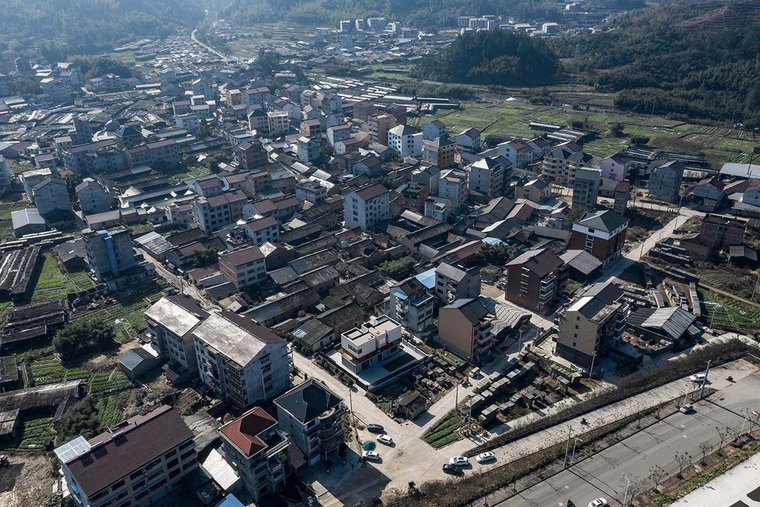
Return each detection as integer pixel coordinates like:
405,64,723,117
570,437,584,465
588,350,597,380
621,472,631,507
700,360,712,399
348,386,355,435
563,425,573,467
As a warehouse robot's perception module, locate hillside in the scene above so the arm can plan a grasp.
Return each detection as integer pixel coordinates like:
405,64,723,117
221,0,563,28
555,0,760,126
0,0,207,58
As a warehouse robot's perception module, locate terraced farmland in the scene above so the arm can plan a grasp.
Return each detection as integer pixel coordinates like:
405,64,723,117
700,289,760,335
31,255,79,302
29,356,90,385
18,416,56,450
88,368,132,396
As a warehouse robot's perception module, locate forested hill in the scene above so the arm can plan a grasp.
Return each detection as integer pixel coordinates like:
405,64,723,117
0,0,207,57
555,1,760,126
221,0,564,28
414,31,561,87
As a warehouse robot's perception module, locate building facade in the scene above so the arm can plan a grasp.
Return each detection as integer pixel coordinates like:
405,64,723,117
76,178,112,215
434,262,480,304
389,277,435,333
572,167,601,210
219,246,267,290
83,226,137,282
504,248,567,312
340,316,402,373
648,160,684,203
438,298,494,362
568,210,629,267
144,295,209,376
343,183,389,231
55,406,197,507
192,191,248,233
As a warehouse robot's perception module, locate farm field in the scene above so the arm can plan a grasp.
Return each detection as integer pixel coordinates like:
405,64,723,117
18,416,57,450
30,255,80,303
699,288,760,336
69,278,167,343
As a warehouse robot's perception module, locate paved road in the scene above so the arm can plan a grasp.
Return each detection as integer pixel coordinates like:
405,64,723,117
494,371,760,507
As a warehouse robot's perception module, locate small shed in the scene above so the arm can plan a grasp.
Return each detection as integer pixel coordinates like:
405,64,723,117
118,345,162,380
393,390,428,420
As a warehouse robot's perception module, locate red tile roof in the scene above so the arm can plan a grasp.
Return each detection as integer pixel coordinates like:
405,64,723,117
219,407,278,457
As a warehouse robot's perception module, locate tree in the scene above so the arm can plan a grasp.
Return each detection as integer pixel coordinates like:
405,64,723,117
630,135,650,146
55,395,99,444
379,256,417,280
674,451,691,478
196,119,212,139
648,464,665,492
698,441,711,465
475,243,517,266
563,206,586,229
193,247,219,268
610,123,625,137
53,320,115,361
716,425,731,454
256,48,281,75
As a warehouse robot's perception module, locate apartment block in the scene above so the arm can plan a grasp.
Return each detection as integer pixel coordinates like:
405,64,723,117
438,298,495,362
144,295,209,376
83,226,137,282
219,246,267,290
343,183,389,231
434,262,480,304
389,277,435,332
568,210,629,267
504,248,567,312
55,406,197,507
274,379,345,466
193,312,292,410
572,167,601,210
192,190,248,233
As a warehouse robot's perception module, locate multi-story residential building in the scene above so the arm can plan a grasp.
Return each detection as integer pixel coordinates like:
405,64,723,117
367,114,396,145
454,128,481,153
243,216,280,246
572,167,601,210
504,248,567,312
568,210,629,267
465,156,510,201
72,116,93,146
33,177,72,217
83,226,137,282
438,298,494,363
434,262,480,304
193,311,292,410
219,407,290,503
412,164,441,195
437,169,469,212
693,176,725,204
343,183,389,231
248,109,269,132
295,180,328,204
515,178,551,203
422,120,446,141
267,111,290,137
600,155,630,182
220,246,267,290
422,137,457,168
556,282,629,369
497,140,532,169
648,160,684,202
75,178,111,215
192,175,224,198
145,295,209,376
54,405,197,507
274,379,345,466
700,213,748,249
339,316,402,373
296,136,320,164
613,180,631,215
326,124,352,147
20,168,54,200
542,141,593,186
387,125,423,158
235,140,268,171
114,125,143,150
398,182,429,213
192,190,248,233
300,119,323,139
389,277,435,332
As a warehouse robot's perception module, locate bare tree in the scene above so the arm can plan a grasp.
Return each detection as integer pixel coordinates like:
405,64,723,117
675,451,692,478
748,411,760,435
716,425,731,454
649,464,666,492
699,441,711,465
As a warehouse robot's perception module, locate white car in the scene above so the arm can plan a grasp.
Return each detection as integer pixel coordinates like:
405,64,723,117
680,403,695,414
588,498,608,507
362,450,380,461
476,451,496,463
449,456,469,466
689,373,707,383
377,434,393,445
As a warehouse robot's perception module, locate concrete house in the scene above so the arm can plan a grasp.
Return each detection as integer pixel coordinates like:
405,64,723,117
75,178,111,215
568,210,628,267
343,183,389,231
438,298,494,362
504,248,567,312
648,160,684,203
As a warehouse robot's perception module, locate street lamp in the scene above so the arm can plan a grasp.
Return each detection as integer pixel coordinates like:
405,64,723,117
621,472,632,507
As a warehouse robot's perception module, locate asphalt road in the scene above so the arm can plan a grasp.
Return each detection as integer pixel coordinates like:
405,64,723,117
495,371,760,507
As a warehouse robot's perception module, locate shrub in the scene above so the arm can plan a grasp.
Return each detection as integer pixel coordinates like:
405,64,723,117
53,320,115,361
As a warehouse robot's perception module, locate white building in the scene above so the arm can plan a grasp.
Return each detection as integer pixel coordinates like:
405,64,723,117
437,169,468,212
343,183,389,231
340,316,402,373
387,125,423,158
75,178,111,215
193,312,293,410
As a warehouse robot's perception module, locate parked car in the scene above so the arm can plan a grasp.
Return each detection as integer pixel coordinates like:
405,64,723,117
588,498,608,507
377,434,393,445
362,450,380,461
680,403,695,414
449,456,469,466
367,423,385,433
442,463,463,476
476,451,496,463
689,373,708,383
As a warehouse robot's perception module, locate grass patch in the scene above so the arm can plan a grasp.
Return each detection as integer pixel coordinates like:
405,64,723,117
29,356,91,385
18,416,56,450
95,390,132,429
88,368,132,396
423,410,463,448
31,254,79,302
